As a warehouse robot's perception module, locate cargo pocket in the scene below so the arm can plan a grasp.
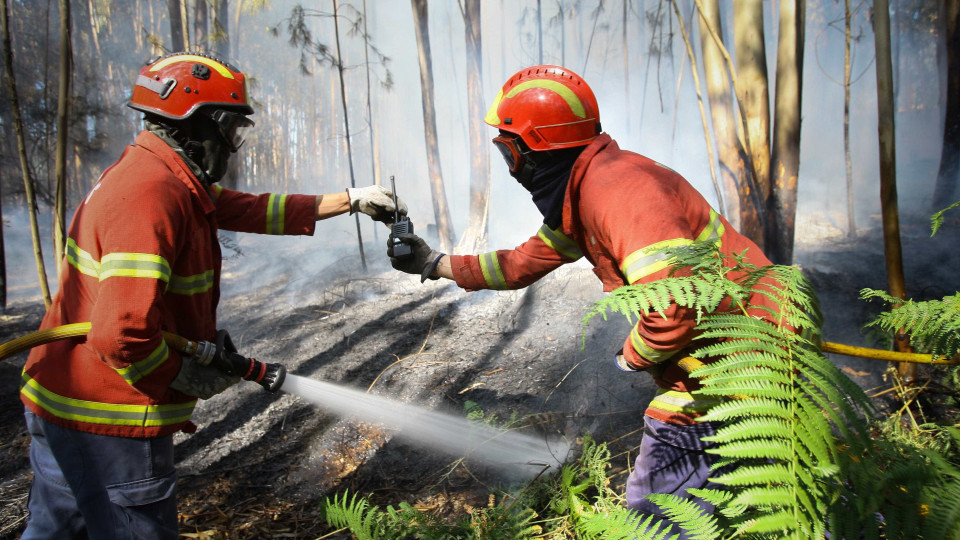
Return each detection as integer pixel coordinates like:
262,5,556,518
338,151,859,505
105,469,177,507
105,469,179,539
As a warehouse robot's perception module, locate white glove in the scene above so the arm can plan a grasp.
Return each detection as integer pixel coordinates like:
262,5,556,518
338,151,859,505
346,185,408,225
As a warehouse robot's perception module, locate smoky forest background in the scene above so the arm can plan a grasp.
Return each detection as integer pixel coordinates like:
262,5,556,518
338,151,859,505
1,0,960,538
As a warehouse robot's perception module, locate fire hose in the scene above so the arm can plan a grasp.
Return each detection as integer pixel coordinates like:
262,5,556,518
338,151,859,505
0,323,286,392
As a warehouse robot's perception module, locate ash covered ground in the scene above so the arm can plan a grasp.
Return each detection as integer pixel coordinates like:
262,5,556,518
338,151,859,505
0,212,957,539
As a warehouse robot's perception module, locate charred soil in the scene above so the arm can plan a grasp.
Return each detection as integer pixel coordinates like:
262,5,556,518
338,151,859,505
1,214,958,539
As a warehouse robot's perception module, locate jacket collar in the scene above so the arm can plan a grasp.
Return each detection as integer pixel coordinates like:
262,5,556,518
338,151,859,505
562,133,614,234
134,130,217,215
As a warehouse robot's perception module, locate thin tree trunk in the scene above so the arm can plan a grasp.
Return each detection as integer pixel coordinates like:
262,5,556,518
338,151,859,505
361,0,381,244
844,0,856,238
53,0,71,277
194,0,207,51
1,0,52,308
537,0,543,63
458,0,489,252
767,0,804,265
933,0,960,209
697,0,742,228
874,0,915,382
333,0,367,270
733,0,769,250
167,0,184,50
622,0,629,135
214,0,228,58
410,0,454,252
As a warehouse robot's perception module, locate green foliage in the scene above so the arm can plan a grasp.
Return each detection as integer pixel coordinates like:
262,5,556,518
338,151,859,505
931,200,960,236
859,289,960,359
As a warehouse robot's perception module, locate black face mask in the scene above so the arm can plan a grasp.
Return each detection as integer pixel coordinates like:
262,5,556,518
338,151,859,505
144,114,232,185
522,146,584,230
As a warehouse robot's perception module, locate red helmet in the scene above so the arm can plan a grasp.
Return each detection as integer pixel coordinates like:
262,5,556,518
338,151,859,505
484,65,600,151
128,52,253,120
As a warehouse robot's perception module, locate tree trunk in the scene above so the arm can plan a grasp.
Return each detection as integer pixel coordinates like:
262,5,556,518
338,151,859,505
844,0,856,237
194,0,207,51
214,0,229,59
410,0,455,252
874,0,915,382
167,0,184,51
53,0,71,278
933,0,960,209
672,0,724,212
697,0,743,229
1,0,52,308
733,0,769,250
361,0,383,244
457,0,489,253
333,0,366,270
767,0,804,265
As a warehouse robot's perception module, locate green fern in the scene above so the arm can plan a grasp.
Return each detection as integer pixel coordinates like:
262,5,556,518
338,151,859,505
585,242,876,538
322,491,399,540
860,289,960,359
931,200,959,236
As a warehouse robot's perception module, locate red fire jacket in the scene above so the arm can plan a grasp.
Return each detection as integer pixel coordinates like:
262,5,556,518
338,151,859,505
21,130,318,438
451,134,779,425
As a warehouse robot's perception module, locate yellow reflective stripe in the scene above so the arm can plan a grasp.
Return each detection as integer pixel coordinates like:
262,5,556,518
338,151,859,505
266,194,287,235
695,209,726,243
630,326,680,363
479,252,507,290
115,341,169,385
66,238,100,278
537,225,582,260
100,253,171,282
484,89,505,124
168,270,215,295
486,79,588,125
66,238,172,284
621,238,692,284
649,388,723,415
21,372,195,427
210,184,223,199
149,54,234,79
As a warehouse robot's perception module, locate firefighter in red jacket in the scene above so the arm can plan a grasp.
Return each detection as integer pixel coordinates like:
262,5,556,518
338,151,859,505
19,52,406,540
388,65,779,537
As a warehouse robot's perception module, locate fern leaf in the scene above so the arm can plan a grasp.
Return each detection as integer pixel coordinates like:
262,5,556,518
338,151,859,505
647,493,723,540
708,463,795,487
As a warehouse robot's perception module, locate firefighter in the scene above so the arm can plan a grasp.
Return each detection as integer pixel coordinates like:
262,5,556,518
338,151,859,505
388,65,779,537
19,52,406,539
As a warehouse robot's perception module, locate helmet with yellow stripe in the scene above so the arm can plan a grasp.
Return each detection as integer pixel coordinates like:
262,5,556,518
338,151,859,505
128,52,253,120
484,65,600,151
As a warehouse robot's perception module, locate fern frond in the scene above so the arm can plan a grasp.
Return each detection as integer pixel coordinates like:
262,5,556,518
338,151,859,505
646,493,723,540
323,491,394,540
577,508,674,540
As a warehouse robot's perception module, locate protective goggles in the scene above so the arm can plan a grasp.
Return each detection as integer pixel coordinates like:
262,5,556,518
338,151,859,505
203,108,255,152
492,133,532,174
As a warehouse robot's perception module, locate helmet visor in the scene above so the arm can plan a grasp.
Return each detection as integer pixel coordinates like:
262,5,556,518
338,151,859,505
492,134,525,174
206,109,255,152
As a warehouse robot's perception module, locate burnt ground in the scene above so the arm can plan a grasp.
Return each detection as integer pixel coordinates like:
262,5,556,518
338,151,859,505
0,212,958,539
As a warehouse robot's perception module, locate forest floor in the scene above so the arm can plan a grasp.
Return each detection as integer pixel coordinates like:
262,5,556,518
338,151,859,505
0,211,957,539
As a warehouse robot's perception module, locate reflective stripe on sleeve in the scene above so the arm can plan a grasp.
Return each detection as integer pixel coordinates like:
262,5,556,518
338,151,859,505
479,252,508,290
115,341,170,385
620,209,726,284
266,193,287,235
621,238,692,284
630,326,680,364
20,372,196,427
210,184,223,199
66,238,100,278
168,270,215,295
100,253,171,282
537,225,583,260
648,388,723,416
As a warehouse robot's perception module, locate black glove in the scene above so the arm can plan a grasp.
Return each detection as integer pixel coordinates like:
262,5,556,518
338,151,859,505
388,232,444,283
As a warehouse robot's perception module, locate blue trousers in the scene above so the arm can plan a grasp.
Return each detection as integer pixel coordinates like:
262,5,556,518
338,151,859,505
625,416,721,540
22,409,179,540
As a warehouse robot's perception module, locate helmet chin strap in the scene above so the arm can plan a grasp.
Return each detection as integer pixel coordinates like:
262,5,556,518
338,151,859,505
144,116,227,186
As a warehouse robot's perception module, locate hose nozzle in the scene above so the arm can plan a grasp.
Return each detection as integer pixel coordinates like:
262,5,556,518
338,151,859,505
225,352,286,392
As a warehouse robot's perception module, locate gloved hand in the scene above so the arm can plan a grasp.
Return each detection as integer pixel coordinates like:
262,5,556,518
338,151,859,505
614,348,642,372
346,185,408,225
388,232,445,283
170,353,240,399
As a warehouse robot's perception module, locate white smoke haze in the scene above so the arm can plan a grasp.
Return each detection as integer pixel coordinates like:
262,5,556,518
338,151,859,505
0,0,951,302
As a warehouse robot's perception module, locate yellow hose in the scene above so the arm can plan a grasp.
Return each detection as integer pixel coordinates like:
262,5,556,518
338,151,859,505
0,323,194,362
820,341,958,365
